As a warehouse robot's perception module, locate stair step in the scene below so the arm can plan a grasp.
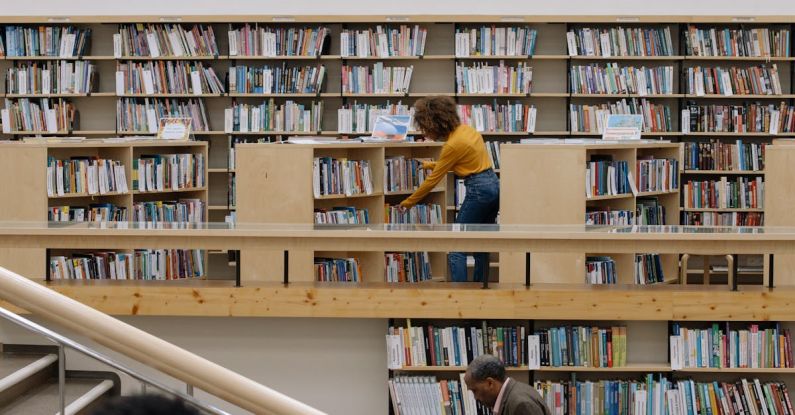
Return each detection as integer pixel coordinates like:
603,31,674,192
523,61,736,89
0,354,58,407
1,378,113,415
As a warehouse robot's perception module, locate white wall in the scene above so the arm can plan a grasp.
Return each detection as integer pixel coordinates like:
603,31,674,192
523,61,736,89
0,0,789,16
0,316,388,415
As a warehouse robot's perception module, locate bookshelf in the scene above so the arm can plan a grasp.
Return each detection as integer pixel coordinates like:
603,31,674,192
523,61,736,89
499,142,682,284
0,140,208,280
236,142,448,283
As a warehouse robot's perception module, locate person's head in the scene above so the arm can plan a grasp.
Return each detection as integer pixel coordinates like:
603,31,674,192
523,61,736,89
89,394,200,415
413,96,461,140
464,354,507,407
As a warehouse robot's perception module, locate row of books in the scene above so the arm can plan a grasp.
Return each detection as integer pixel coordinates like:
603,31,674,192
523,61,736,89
2,98,77,133
532,325,627,368
5,26,91,57
635,253,666,284
566,26,674,57
585,159,631,197
339,25,427,57
337,102,412,133
46,157,128,197
228,24,329,57
458,102,537,133
586,256,617,284
670,323,794,369
569,99,673,133
385,203,444,225
385,252,432,283
314,206,370,225
586,200,667,226
7,61,95,94
683,141,765,172
223,100,322,133
455,61,533,94
682,177,764,209
49,249,205,280
636,158,679,193
48,204,128,222
384,156,432,193
314,257,361,282
341,63,414,94
116,98,209,133
681,211,764,226
685,26,791,57
228,64,325,94
681,102,795,134
637,199,667,226
115,61,225,95
686,65,783,96
113,24,219,58
569,63,674,95
387,323,527,368
454,26,538,57
132,153,206,192
535,376,793,415
388,375,486,415
484,141,502,170
131,199,205,224
312,157,374,197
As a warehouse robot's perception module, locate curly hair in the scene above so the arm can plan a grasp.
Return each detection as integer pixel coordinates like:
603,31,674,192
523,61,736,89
413,96,461,140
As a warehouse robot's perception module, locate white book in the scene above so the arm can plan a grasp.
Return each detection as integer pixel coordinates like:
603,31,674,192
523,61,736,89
566,32,578,56
143,70,155,95
228,31,238,56
45,109,59,133
18,70,27,95
224,108,233,133
229,66,237,92
42,69,51,94
681,109,690,134
146,32,161,58
168,32,184,56
528,335,540,369
240,107,249,132
113,33,122,58
146,108,158,133
770,110,780,135
115,71,125,95
191,71,203,95
527,106,537,133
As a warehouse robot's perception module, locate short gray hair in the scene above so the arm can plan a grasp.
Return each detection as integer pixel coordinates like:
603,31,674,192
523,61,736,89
467,355,506,382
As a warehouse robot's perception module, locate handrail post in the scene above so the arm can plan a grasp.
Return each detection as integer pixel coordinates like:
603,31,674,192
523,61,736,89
525,252,531,287
769,253,775,289
283,250,289,285
235,250,241,287
58,345,65,415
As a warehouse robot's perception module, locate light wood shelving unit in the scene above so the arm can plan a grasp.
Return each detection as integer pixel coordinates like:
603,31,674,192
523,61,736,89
236,141,447,283
499,142,681,284
0,140,208,279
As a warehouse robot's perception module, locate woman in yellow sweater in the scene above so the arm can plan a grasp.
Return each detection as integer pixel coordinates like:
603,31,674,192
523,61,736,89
400,96,499,282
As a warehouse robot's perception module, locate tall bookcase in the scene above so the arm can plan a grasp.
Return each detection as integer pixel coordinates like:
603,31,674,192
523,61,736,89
236,142,447,282
0,140,208,279
499,142,682,284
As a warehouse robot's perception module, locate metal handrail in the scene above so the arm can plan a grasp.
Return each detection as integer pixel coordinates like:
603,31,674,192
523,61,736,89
0,305,229,415
0,265,327,415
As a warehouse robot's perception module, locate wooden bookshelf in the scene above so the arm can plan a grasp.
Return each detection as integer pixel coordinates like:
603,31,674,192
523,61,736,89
236,142,447,283
499,142,681,284
0,140,209,279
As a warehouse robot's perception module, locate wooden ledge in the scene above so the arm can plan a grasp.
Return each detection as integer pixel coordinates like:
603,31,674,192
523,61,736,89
2,281,794,321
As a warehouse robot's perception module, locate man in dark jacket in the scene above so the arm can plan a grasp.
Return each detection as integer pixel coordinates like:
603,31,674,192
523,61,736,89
464,355,551,415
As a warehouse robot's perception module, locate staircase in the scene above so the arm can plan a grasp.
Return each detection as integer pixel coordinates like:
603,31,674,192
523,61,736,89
0,344,119,415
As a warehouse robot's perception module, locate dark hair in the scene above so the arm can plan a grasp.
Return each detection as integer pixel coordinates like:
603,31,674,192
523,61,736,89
414,96,461,140
89,395,200,415
467,354,507,382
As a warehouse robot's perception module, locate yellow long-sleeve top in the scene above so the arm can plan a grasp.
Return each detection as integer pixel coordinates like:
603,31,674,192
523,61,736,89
401,124,492,208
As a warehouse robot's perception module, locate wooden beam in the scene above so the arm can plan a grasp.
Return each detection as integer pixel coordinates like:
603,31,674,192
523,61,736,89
7,281,795,321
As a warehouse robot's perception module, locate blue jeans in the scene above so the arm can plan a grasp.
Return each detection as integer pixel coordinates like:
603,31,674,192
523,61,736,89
449,169,500,282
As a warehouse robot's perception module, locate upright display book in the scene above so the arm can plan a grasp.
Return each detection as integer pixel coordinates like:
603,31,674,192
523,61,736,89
362,115,413,142
602,114,643,140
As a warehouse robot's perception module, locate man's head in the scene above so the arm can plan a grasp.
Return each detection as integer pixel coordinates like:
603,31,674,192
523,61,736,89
464,354,507,407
